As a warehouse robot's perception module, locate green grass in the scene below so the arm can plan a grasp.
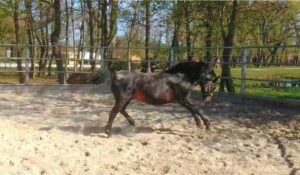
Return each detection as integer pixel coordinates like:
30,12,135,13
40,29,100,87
245,87,300,100
214,66,300,100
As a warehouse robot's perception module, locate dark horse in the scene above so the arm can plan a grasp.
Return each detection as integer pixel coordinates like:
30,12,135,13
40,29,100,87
104,62,218,137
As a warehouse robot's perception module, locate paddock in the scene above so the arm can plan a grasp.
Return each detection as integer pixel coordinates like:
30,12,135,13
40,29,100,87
0,85,299,175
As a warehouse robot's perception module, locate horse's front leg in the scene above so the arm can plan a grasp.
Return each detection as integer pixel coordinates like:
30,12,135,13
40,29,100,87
182,103,202,128
105,101,123,137
182,99,210,130
196,109,210,130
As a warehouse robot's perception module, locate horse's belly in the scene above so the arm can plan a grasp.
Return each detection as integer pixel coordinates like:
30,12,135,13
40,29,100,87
132,90,147,102
132,90,177,105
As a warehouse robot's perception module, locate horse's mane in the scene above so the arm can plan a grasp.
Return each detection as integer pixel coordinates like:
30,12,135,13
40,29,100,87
165,61,209,84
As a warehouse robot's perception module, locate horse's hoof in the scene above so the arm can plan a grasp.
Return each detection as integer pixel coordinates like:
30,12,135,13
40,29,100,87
205,126,211,131
106,133,111,138
105,130,111,138
104,126,111,138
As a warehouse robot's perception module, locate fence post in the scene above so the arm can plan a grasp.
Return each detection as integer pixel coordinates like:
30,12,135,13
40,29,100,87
25,45,30,84
240,47,248,96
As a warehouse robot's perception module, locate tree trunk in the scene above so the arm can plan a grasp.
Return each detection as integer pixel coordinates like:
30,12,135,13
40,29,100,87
13,0,25,84
145,1,151,73
168,1,183,68
36,3,49,77
154,32,162,60
205,3,212,62
96,0,102,49
65,0,69,75
51,0,65,84
220,48,235,92
25,0,35,79
77,0,85,72
44,22,50,76
38,46,46,76
42,26,50,77
268,42,281,65
219,0,237,93
107,0,118,66
101,0,108,61
108,0,118,45
184,1,192,61
86,0,95,72
168,22,179,68
127,1,138,70
70,0,77,71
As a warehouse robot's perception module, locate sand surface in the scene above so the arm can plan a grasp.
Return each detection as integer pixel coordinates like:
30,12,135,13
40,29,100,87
0,88,299,175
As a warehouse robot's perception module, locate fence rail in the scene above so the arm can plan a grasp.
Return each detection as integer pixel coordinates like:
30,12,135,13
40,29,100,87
0,44,299,100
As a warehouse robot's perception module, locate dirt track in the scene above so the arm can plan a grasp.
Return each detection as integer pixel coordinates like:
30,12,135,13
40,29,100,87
0,87,299,175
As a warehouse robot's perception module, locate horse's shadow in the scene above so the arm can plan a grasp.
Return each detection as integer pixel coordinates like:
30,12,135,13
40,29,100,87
38,94,300,139
40,124,106,137
39,123,195,138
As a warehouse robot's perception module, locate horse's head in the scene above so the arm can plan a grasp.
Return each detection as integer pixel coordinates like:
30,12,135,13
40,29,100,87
199,69,218,104
165,61,218,104
90,73,102,84
90,68,113,85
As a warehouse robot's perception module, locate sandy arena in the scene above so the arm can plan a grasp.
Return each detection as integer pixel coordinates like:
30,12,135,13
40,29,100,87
0,85,299,175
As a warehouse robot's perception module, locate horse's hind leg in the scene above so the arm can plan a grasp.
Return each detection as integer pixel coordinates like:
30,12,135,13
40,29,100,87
105,101,123,137
120,99,135,126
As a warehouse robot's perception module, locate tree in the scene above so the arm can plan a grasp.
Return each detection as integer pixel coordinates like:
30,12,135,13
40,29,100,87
64,0,70,74
77,0,86,71
51,0,64,84
144,0,151,72
184,1,192,61
35,1,50,77
251,2,288,65
204,2,213,62
13,0,25,84
168,1,184,67
70,0,77,71
119,1,140,70
86,0,95,72
25,0,35,79
100,0,118,61
218,0,238,93
1,0,300,84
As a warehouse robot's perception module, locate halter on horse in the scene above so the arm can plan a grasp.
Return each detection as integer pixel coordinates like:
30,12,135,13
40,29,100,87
201,82,216,104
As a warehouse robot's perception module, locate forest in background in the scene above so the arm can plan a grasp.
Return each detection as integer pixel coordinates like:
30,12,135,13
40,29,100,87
0,0,299,92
